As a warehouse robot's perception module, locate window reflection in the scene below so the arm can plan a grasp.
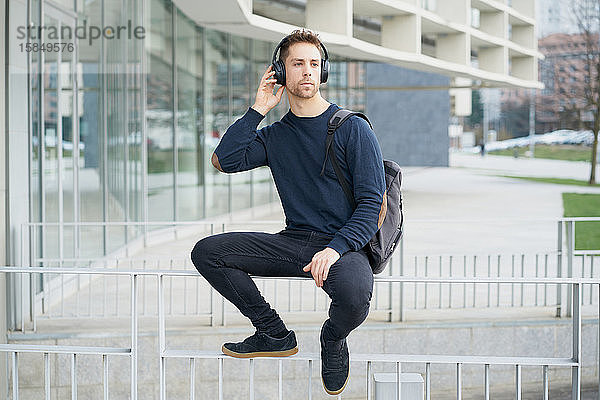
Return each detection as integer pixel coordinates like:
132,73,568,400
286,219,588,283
26,0,367,258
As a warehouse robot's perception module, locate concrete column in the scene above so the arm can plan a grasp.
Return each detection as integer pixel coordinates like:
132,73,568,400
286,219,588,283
449,77,472,117
306,0,352,36
436,32,469,65
381,14,421,53
0,0,7,394
6,0,29,332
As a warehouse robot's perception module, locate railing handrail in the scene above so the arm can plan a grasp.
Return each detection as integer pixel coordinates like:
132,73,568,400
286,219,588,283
21,217,600,227
163,349,578,366
22,220,284,227
1,266,599,284
0,344,131,355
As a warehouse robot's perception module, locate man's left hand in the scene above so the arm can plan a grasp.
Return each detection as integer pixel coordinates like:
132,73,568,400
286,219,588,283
303,247,341,287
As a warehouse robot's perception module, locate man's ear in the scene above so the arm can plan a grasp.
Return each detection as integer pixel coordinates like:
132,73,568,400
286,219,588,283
211,152,224,172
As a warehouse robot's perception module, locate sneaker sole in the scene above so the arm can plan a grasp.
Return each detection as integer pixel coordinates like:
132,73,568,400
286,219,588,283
321,373,349,396
221,345,298,358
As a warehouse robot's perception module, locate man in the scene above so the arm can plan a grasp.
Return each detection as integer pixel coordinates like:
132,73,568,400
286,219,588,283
191,29,386,396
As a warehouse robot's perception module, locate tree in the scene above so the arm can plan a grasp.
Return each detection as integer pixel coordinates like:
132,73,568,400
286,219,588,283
467,89,484,128
568,0,600,184
501,94,530,138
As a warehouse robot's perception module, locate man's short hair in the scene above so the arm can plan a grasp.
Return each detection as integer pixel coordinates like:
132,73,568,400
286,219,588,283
279,29,323,64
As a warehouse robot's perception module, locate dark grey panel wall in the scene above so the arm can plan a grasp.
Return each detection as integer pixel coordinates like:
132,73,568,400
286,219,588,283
366,63,450,167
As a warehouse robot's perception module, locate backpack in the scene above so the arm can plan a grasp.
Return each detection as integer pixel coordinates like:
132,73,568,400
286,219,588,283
321,109,404,274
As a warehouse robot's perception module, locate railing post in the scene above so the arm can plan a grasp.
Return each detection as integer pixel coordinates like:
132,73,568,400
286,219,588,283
566,221,574,318
571,282,581,400
367,361,372,400
21,224,33,331
158,274,166,400
396,361,402,400
399,239,404,322
131,274,138,400
12,352,18,400
388,253,393,322
484,364,489,400
556,220,563,317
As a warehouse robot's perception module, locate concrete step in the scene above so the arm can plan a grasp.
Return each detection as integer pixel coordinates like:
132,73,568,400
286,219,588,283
6,317,599,399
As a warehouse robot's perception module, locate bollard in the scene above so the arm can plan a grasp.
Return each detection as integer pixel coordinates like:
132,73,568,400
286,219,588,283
374,373,424,400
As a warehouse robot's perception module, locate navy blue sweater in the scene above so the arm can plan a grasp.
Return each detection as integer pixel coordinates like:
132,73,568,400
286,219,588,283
213,103,386,256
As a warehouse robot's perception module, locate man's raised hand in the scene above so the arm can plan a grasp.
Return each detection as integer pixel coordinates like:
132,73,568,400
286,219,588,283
252,65,285,116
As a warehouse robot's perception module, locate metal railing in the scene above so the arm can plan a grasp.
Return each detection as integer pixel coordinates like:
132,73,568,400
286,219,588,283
1,268,139,400
11,218,600,333
2,267,596,399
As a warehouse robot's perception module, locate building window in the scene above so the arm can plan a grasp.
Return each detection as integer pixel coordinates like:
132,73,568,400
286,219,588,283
471,8,480,28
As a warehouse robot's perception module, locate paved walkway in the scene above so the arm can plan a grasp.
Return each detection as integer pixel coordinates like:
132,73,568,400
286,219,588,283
400,153,600,254
136,153,600,258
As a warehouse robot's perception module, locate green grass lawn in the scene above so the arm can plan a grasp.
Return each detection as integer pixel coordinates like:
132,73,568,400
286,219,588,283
489,144,592,162
562,193,600,250
499,175,600,187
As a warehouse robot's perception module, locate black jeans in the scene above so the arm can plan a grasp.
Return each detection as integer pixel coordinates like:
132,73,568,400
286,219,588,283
190,228,374,341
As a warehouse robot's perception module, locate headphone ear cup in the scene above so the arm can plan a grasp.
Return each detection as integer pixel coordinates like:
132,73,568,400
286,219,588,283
321,59,329,83
273,61,286,86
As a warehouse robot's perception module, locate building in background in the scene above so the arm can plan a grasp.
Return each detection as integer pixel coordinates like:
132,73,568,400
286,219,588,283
500,32,598,135
536,32,597,133
535,0,579,38
2,0,541,330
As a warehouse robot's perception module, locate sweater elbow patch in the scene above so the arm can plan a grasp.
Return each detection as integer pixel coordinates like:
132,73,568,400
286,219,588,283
211,152,224,172
377,190,387,229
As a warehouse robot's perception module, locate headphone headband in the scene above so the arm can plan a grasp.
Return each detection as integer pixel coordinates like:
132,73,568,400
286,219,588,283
271,35,329,65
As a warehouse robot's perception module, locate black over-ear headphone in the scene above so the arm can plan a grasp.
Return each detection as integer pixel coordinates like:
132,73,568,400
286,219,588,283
271,35,329,86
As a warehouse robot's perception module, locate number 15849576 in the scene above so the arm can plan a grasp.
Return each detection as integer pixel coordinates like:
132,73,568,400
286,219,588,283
19,42,74,52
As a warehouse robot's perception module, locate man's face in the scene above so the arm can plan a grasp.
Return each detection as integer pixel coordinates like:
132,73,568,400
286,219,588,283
284,42,322,99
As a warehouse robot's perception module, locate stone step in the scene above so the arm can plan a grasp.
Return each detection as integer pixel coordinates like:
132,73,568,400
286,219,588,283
6,318,599,399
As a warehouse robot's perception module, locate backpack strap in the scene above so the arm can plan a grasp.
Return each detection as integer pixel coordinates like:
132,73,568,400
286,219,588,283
320,109,373,209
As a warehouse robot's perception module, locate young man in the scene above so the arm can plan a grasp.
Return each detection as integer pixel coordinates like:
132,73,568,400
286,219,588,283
191,29,386,396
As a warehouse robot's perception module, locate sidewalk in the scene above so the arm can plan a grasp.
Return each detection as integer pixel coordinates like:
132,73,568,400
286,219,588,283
450,152,600,181
134,153,600,260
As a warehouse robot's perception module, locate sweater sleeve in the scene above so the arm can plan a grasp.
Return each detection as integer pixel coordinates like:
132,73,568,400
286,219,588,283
327,117,387,256
213,107,269,173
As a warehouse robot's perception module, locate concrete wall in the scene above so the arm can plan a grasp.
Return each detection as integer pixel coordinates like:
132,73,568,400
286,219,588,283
366,63,450,167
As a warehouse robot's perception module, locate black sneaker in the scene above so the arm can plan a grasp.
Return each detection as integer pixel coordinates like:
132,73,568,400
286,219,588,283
320,325,349,395
222,330,298,358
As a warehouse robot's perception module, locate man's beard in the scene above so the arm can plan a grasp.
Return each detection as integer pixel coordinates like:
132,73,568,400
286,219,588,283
288,81,318,98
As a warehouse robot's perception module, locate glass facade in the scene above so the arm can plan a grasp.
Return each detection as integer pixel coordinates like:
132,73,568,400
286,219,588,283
18,0,366,260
